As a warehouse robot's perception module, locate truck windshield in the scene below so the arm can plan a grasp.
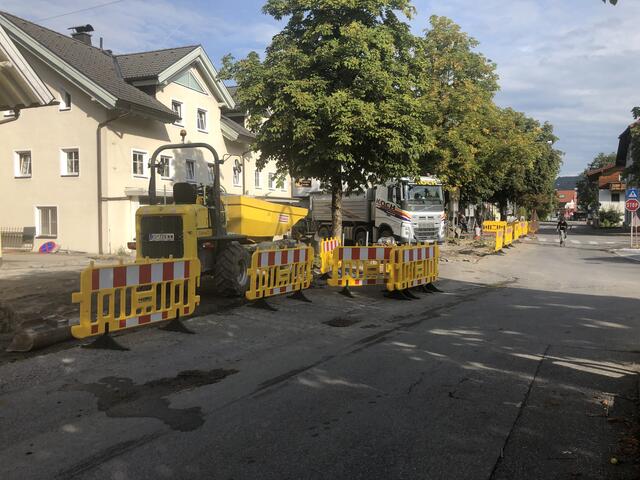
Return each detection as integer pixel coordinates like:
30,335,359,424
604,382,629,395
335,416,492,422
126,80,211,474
406,185,443,207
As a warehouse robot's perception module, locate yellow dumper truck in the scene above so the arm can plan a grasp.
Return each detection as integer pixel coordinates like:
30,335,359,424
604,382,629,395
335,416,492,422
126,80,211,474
132,141,307,296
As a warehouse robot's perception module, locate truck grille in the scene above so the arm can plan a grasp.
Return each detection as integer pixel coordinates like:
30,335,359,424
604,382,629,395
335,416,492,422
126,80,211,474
415,220,438,241
140,215,184,259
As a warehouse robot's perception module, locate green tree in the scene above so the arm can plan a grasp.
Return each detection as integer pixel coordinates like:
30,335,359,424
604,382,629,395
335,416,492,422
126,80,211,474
221,0,430,239
412,16,499,198
576,152,616,212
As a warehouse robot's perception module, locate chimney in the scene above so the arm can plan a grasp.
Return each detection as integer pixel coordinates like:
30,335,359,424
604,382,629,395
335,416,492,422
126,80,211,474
68,24,94,46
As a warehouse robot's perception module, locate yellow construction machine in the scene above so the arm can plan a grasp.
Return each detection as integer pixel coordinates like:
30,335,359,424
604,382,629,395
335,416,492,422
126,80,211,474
133,141,307,296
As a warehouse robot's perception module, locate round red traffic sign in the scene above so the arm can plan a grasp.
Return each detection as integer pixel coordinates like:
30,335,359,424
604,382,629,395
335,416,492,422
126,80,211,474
626,198,639,212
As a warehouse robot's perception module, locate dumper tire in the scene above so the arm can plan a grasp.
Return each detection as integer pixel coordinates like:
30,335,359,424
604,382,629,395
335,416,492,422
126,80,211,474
212,242,250,297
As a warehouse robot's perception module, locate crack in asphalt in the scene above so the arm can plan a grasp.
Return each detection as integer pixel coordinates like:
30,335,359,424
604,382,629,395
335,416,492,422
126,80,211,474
488,343,551,480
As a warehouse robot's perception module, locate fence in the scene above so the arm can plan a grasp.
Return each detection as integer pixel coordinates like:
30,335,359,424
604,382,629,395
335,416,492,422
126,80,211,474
246,245,314,300
71,258,201,339
319,237,340,275
328,246,394,288
387,243,439,291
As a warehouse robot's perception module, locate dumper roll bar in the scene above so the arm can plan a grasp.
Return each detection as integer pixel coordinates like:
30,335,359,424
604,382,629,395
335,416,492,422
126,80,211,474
148,143,226,236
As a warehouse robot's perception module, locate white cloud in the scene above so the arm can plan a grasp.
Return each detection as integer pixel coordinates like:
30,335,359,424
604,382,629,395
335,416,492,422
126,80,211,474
416,0,640,174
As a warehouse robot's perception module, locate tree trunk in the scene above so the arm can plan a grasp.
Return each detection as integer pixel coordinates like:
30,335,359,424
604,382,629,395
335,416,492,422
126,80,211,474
331,179,343,241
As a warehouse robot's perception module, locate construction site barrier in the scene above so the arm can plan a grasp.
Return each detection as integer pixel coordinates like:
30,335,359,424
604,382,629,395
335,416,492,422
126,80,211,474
504,224,514,246
71,258,201,339
319,237,340,275
246,245,314,300
328,246,394,288
513,222,520,241
482,221,506,252
388,243,439,291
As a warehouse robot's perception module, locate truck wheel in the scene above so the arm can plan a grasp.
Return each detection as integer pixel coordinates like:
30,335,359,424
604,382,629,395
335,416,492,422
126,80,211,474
317,225,331,239
354,229,369,246
213,242,250,297
378,227,393,240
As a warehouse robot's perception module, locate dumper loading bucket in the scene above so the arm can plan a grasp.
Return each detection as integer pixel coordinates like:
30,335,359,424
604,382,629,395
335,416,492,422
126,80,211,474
223,195,308,241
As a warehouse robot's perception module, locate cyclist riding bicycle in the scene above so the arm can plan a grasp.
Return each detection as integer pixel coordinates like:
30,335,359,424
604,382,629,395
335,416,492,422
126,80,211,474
557,218,569,246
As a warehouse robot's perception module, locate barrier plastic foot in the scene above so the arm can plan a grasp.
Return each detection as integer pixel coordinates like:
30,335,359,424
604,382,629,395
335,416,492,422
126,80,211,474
250,298,278,312
384,289,412,301
160,315,195,334
425,283,443,293
339,285,356,298
289,289,312,303
403,289,420,300
83,327,129,351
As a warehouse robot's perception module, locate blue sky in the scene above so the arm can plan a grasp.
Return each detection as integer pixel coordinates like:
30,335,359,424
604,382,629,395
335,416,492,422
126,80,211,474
3,0,639,175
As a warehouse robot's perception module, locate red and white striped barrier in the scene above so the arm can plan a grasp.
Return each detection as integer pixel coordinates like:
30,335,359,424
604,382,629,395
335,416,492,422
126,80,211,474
90,260,193,290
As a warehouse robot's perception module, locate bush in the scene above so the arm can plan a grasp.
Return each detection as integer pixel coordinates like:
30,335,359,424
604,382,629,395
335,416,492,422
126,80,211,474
598,207,623,228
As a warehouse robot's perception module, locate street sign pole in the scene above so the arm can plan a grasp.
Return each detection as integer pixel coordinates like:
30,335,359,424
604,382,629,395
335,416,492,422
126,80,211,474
626,188,640,248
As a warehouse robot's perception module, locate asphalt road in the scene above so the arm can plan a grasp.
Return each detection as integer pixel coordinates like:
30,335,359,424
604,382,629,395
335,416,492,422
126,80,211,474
1,226,639,480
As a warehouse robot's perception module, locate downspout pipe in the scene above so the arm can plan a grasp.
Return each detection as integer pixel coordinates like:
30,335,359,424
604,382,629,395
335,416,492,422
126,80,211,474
96,111,131,254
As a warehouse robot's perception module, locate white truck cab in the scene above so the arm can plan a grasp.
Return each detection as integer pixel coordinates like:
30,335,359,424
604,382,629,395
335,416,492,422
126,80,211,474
374,177,445,243
310,176,446,244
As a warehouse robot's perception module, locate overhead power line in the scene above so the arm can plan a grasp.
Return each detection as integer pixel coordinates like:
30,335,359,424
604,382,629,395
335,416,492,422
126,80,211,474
37,0,125,22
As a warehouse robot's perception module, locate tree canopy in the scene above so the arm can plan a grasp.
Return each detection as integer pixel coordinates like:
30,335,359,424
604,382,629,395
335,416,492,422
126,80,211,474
576,152,616,212
222,1,563,230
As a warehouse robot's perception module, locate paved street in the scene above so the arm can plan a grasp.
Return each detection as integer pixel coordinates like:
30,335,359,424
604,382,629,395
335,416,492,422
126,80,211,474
1,225,639,480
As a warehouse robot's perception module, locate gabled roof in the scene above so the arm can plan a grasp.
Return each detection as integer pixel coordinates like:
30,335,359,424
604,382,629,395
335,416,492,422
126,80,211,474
0,24,55,110
0,11,178,122
116,46,199,81
123,45,236,110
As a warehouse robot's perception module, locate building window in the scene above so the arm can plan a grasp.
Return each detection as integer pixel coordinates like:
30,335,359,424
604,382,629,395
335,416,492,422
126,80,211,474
268,173,276,190
277,177,286,191
186,160,196,182
233,167,241,187
61,149,79,176
197,109,207,132
611,193,620,202
132,150,146,177
59,89,71,111
37,206,57,237
171,100,183,126
255,169,261,189
558,194,565,199
207,163,215,183
3,109,15,117
159,155,171,179
15,150,32,178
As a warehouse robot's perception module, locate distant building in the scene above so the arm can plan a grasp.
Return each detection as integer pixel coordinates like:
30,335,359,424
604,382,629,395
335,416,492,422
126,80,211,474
0,12,293,254
554,176,580,218
585,164,625,220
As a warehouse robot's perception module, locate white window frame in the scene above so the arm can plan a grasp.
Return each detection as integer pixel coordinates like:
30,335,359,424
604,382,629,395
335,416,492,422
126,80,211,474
14,150,32,178
158,155,172,180
207,163,215,184
233,167,241,187
254,169,262,189
59,88,71,111
171,99,183,126
268,172,276,191
186,159,196,183
3,109,15,118
196,108,208,133
132,149,147,178
60,148,80,177
35,205,58,238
